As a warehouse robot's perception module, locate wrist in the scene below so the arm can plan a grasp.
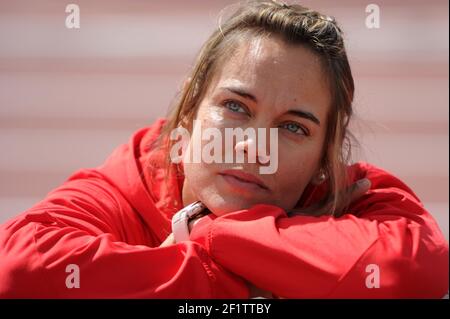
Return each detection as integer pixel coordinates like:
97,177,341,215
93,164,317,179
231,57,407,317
171,201,209,242
188,216,200,232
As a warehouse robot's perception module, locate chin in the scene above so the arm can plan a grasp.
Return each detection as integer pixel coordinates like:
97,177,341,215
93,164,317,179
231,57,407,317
206,202,243,217
203,196,262,217
196,176,276,216
199,196,240,216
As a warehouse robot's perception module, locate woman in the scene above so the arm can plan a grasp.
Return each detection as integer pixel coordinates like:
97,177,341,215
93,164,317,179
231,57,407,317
0,1,448,298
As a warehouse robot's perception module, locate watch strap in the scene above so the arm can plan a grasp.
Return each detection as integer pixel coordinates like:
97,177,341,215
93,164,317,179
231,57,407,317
171,201,205,242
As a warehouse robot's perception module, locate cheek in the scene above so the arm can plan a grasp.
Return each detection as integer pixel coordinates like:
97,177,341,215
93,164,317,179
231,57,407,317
198,103,245,130
202,105,227,127
273,146,322,202
276,160,308,192
182,161,213,198
182,126,222,193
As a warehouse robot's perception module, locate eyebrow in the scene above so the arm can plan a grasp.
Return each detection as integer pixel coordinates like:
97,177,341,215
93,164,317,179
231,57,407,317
286,110,321,126
222,86,321,126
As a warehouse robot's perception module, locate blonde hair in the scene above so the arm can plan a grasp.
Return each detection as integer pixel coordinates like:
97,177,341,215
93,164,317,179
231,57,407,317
151,0,356,216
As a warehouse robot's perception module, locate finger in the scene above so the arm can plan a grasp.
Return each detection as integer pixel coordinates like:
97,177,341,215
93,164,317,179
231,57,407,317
347,178,371,203
248,283,273,299
159,233,175,247
333,178,371,217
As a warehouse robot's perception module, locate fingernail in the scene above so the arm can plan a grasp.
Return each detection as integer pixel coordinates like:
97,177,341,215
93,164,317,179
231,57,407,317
357,178,370,188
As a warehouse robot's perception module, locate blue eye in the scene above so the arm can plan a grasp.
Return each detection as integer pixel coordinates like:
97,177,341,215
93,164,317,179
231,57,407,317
224,100,247,113
282,122,309,136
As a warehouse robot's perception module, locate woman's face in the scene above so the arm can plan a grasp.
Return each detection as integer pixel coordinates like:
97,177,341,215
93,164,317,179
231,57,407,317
181,35,331,216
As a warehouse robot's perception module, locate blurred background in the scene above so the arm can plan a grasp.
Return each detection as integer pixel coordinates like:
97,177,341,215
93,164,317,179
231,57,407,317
0,0,448,240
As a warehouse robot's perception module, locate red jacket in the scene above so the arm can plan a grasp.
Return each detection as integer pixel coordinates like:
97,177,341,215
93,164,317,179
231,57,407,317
0,118,448,298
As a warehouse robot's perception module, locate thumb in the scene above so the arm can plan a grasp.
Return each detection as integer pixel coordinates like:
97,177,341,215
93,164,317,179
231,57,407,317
348,178,371,202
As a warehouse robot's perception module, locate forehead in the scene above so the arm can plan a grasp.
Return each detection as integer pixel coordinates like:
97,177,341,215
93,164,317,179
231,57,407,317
211,35,331,118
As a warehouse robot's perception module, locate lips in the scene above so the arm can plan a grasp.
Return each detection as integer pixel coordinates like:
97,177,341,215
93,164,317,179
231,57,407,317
218,169,269,191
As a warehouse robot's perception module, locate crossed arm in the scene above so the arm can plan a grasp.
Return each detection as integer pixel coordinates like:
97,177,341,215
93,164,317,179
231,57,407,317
0,170,447,298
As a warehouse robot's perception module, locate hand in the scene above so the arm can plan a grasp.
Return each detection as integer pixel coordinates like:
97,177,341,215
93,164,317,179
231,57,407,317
248,282,274,299
290,178,371,218
159,233,175,247
188,214,205,233
159,215,205,247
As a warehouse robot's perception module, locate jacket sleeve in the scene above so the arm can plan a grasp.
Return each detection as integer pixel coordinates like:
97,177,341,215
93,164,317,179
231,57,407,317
189,168,449,298
0,173,249,298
